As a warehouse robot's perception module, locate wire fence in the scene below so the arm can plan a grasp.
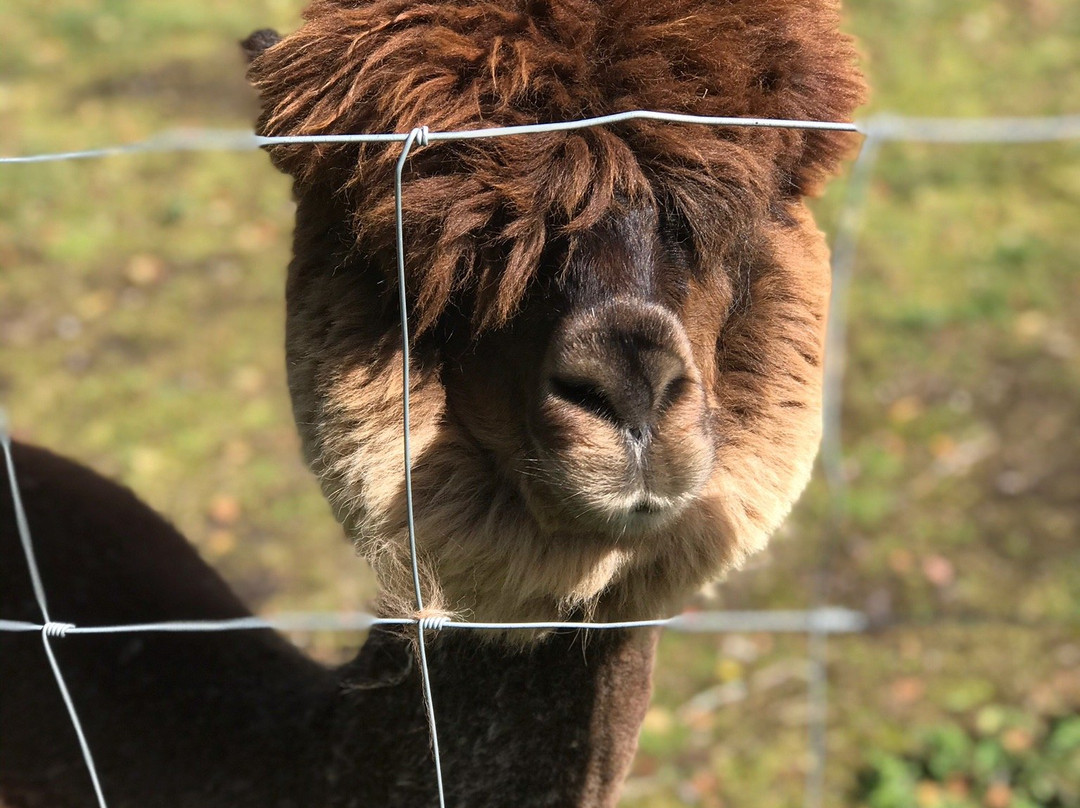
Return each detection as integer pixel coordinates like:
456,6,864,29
2,110,1079,808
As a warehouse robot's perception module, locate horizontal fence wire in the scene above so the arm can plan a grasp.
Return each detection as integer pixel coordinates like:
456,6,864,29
1,112,1079,166
0,110,858,164
3,109,1080,808
3,608,1072,639
0,606,872,638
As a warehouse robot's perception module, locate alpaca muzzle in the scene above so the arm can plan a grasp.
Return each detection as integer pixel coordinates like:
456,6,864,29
526,299,714,535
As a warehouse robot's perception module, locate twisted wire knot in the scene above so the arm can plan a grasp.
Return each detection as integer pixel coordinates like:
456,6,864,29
418,615,450,632
42,622,75,638
408,124,429,146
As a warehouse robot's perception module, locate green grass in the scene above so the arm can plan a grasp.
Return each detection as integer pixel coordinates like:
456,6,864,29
1,1,1078,806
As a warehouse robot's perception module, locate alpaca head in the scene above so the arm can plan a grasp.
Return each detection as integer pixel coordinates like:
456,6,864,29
245,0,866,629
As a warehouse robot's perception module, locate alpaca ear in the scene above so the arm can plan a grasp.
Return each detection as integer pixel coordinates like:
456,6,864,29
240,29,281,65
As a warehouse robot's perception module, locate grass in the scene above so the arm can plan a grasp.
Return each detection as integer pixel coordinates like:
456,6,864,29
1,1,1078,805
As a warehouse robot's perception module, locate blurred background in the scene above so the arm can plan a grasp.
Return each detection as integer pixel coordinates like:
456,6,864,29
1,1,1078,806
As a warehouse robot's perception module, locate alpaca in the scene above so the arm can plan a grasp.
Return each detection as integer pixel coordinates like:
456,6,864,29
0,1,864,805
248,0,866,627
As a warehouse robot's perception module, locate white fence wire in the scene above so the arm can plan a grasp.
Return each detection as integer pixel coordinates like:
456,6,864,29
2,109,1079,808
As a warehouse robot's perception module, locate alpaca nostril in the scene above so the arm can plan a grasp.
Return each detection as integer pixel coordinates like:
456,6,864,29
549,376,622,428
547,355,688,441
541,301,698,442
548,369,657,439
655,375,690,415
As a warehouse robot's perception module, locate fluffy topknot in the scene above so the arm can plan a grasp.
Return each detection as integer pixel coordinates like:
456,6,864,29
249,0,865,330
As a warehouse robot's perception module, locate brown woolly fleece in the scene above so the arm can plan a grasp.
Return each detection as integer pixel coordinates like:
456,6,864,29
251,0,863,330
245,0,866,631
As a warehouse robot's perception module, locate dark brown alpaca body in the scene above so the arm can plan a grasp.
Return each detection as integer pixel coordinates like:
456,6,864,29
0,443,654,808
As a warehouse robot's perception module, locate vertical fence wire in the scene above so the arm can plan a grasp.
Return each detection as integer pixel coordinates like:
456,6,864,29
804,133,884,808
393,125,448,808
0,410,109,808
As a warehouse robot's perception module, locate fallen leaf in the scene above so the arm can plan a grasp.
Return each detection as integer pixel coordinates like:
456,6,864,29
916,780,943,807
929,434,956,460
890,676,927,707
922,555,955,588
983,782,1012,808
715,657,744,683
1014,310,1048,340
1002,728,1034,753
126,254,164,286
209,494,242,526
641,707,674,736
75,291,114,320
945,777,970,799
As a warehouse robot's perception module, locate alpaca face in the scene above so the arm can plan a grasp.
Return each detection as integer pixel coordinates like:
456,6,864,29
281,191,832,627
247,0,865,627
444,204,716,542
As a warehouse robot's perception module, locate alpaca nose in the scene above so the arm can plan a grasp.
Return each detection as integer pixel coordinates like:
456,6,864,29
544,301,692,443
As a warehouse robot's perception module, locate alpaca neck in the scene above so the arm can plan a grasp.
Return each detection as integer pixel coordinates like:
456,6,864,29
320,625,659,807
